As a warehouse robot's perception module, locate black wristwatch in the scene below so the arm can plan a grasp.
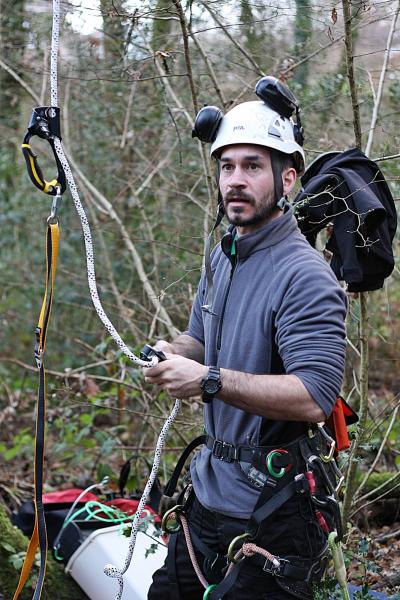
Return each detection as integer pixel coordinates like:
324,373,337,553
200,366,222,403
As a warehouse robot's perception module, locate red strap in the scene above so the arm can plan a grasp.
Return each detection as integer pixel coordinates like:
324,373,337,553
327,397,351,451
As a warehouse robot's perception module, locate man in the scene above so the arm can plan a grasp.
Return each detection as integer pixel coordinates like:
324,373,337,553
145,91,347,599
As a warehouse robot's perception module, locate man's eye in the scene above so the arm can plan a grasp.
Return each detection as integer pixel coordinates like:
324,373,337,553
248,163,259,170
221,164,233,171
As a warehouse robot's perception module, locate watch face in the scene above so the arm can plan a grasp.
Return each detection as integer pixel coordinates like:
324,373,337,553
205,380,220,394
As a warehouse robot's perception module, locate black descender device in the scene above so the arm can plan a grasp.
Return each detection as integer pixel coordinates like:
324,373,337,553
140,344,167,363
22,106,66,195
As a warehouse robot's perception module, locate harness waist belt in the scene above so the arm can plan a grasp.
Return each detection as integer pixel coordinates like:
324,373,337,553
206,435,294,465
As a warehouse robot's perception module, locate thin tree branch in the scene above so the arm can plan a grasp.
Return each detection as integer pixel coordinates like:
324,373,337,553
172,0,198,114
120,80,137,149
200,2,264,77
188,25,228,109
0,57,40,104
374,152,400,162
342,293,370,528
65,149,179,338
364,0,400,156
341,0,362,149
355,401,400,498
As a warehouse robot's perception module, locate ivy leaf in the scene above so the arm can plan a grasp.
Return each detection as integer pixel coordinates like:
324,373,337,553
1,541,16,553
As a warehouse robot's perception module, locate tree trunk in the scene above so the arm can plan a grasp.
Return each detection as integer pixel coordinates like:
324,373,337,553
293,0,312,86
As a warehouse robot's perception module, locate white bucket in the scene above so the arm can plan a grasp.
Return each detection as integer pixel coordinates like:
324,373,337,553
65,524,168,600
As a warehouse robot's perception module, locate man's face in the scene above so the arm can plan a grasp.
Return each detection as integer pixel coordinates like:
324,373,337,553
219,144,278,234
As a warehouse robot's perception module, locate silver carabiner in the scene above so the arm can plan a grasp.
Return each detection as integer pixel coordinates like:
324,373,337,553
47,185,62,224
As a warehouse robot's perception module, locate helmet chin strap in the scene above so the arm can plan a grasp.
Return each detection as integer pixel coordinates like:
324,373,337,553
270,150,285,207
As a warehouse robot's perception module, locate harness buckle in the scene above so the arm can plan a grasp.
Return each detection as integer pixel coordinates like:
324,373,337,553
262,556,288,577
212,439,236,462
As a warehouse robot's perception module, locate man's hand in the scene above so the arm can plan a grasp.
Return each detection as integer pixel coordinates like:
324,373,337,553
153,340,176,355
144,353,208,399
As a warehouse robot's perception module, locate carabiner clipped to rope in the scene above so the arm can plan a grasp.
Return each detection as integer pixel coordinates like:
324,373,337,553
21,106,66,195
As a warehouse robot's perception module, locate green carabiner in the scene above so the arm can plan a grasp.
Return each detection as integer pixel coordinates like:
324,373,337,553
266,450,286,478
203,584,217,600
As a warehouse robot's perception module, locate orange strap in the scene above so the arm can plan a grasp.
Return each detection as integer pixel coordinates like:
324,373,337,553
327,396,358,452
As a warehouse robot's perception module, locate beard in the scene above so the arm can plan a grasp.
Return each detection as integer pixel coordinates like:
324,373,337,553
223,190,277,228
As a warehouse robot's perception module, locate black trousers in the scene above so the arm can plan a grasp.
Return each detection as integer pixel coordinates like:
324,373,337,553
148,493,328,600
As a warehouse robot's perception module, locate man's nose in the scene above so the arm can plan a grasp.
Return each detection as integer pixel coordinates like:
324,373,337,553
227,167,246,188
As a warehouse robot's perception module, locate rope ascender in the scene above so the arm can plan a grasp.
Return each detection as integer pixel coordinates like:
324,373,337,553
14,2,182,599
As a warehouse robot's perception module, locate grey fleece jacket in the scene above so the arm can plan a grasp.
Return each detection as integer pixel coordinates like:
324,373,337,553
188,207,347,518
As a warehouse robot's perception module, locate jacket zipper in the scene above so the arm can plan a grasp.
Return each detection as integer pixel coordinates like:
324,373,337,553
216,259,237,351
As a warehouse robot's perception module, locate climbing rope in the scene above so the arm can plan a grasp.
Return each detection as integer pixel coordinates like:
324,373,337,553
49,0,155,371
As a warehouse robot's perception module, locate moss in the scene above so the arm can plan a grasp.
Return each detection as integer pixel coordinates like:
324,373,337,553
362,472,400,499
0,503,88,600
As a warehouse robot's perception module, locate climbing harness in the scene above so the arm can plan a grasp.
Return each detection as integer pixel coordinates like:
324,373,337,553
14,2,182,599
161,419,352,600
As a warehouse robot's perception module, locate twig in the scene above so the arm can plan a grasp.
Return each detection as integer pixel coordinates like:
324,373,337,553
200,2,264,77
0,57,40,104
120,80,137,149
0,357,142,390
84,189,144,341
364,0,400,156
64,149,179,338
149,41,216,210
349,473,400,519
375,528,400,543
187,22,227,109
373,152,400,163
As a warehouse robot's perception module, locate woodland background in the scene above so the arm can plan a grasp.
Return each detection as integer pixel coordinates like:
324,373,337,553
0,0,400,598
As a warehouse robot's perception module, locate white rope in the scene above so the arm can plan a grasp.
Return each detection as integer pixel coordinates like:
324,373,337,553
103,397,182,598
50,2,182,598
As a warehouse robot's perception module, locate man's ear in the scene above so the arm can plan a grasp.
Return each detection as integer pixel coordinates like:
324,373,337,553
282,167,297,195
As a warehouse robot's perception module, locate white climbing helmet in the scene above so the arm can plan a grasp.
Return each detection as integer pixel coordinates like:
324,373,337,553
210,100,305,174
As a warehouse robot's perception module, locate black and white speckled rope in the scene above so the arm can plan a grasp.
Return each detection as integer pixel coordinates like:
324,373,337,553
50,2,181,597
50,0,154,371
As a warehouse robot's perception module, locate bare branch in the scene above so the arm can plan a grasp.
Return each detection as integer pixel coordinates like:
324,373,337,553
120,80,137,149
200,2,264,77
364,0,400,157
172,0,198,114
341,0,362,149
65,149,179,338
355,401,400,498
0,57,40,104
